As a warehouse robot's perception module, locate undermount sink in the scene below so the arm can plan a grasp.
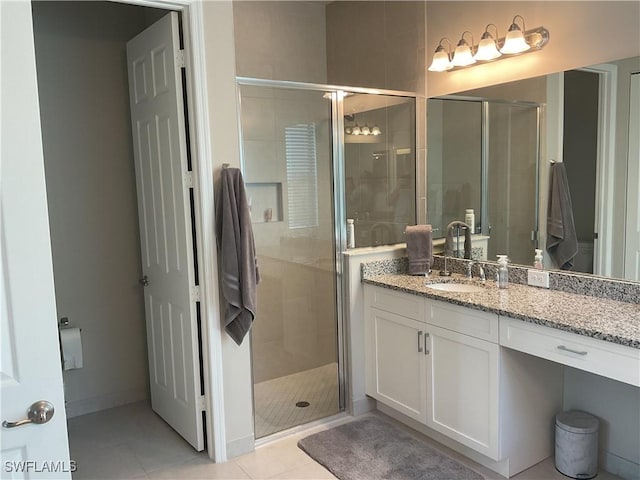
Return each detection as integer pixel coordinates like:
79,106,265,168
425,282,485,293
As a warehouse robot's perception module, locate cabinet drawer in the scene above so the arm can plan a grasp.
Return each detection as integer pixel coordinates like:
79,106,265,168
500,317,640,387
429,300,498,343
365,285,426,321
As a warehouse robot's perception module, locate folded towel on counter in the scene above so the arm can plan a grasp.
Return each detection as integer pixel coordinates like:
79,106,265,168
215,167,260,346
444,220,472,259
405,224,433,275
546,162,578,270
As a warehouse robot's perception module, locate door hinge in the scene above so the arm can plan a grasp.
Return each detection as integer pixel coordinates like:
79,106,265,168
191,285,201,302
184,171,194,188
177,49,185,69
198,395,206,411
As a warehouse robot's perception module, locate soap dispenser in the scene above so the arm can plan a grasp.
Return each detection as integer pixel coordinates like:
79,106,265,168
534,249,544,269
497,255,509,289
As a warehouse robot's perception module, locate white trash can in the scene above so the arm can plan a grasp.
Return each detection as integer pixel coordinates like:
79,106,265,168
555,411,599,479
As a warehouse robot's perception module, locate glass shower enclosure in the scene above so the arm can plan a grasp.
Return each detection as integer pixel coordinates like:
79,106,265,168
237,79,416,439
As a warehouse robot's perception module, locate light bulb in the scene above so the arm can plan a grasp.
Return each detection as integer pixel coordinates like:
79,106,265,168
475,33,502,61
451,43,475,67
428,45,452,72
451,33,476,67
500,17,530,54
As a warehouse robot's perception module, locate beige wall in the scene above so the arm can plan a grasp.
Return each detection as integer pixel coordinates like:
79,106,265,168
426,1,640,97
233,1,327,83
203,1,256,458
326,1,426,95
32,1,165,417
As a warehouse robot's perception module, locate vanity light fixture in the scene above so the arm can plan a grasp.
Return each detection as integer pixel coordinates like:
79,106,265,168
428,15,549,72
475,24,502,61
451,31,476,67
427,38,453,72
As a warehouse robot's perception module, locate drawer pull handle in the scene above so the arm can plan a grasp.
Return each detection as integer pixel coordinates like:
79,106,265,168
424,332,430,355
557,345,588,356
418,331,423,353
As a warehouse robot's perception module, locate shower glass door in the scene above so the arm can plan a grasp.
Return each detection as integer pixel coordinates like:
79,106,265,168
238,84,340,438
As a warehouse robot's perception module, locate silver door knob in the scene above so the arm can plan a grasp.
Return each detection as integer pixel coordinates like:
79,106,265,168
2,400,55,428
139,275,149,287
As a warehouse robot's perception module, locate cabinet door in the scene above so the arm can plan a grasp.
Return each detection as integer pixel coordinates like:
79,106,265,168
426,324,500,459
365,307,427,423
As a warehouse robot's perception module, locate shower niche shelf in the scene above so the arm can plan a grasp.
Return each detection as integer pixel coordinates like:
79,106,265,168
246,182,283,223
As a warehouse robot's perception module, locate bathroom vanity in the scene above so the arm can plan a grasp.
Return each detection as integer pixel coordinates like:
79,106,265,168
361,266,639,478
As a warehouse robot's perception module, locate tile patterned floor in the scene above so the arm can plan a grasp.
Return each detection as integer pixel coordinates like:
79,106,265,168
67,401,622,480
254,363,340,439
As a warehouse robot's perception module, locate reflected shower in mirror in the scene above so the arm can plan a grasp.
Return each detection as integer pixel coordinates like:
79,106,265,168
427,55,640,282
427,97,540,266
344,94,416,248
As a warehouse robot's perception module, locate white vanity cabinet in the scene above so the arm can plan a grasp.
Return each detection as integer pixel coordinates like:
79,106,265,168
364,284,500,458
364,284,563,478
364,286,427,423
425,323,500,459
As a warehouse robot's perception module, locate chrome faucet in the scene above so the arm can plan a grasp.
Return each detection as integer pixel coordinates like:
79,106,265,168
466,261,474,278
467,261,486,284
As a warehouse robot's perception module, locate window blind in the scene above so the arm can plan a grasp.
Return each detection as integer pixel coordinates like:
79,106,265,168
285,124,319,229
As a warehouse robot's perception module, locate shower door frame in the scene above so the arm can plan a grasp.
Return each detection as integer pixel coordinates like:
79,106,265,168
236,77,416,435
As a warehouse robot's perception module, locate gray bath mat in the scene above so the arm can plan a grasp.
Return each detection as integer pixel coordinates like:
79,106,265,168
297,416,485,480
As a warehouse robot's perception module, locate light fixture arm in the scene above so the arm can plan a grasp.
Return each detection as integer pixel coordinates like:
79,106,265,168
510,15,526,32
482,23,499,41
458,31,475,49
437,37,453,52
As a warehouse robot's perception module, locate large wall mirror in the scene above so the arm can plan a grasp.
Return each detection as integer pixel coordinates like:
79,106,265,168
427,55,640,283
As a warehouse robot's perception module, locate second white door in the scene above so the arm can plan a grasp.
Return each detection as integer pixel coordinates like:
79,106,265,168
126,12,203,451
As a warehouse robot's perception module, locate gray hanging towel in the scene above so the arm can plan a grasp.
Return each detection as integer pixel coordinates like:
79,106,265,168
215,167,260,345
546,162,578,270
405,224,433,275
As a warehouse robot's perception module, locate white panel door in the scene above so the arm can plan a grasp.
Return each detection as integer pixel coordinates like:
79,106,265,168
365,308,427,423
1,1,71,477
426,324,500,460
625,73,640,281
126,12,203,451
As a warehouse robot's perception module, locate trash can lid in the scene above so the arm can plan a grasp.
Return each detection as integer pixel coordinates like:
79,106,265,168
556,411,599,434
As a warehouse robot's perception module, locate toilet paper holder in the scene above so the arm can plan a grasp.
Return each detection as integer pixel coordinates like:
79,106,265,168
59,317,70,327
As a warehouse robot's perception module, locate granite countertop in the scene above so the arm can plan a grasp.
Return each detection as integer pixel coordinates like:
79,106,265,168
363,272,640,349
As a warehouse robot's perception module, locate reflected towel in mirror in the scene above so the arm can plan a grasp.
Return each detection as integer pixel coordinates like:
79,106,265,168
546,162,578,270
405,224,433,275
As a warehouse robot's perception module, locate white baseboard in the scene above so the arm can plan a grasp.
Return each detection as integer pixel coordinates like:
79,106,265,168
601,451,640,480
350,396,376,417
64,388,148,418
226,434,255,459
